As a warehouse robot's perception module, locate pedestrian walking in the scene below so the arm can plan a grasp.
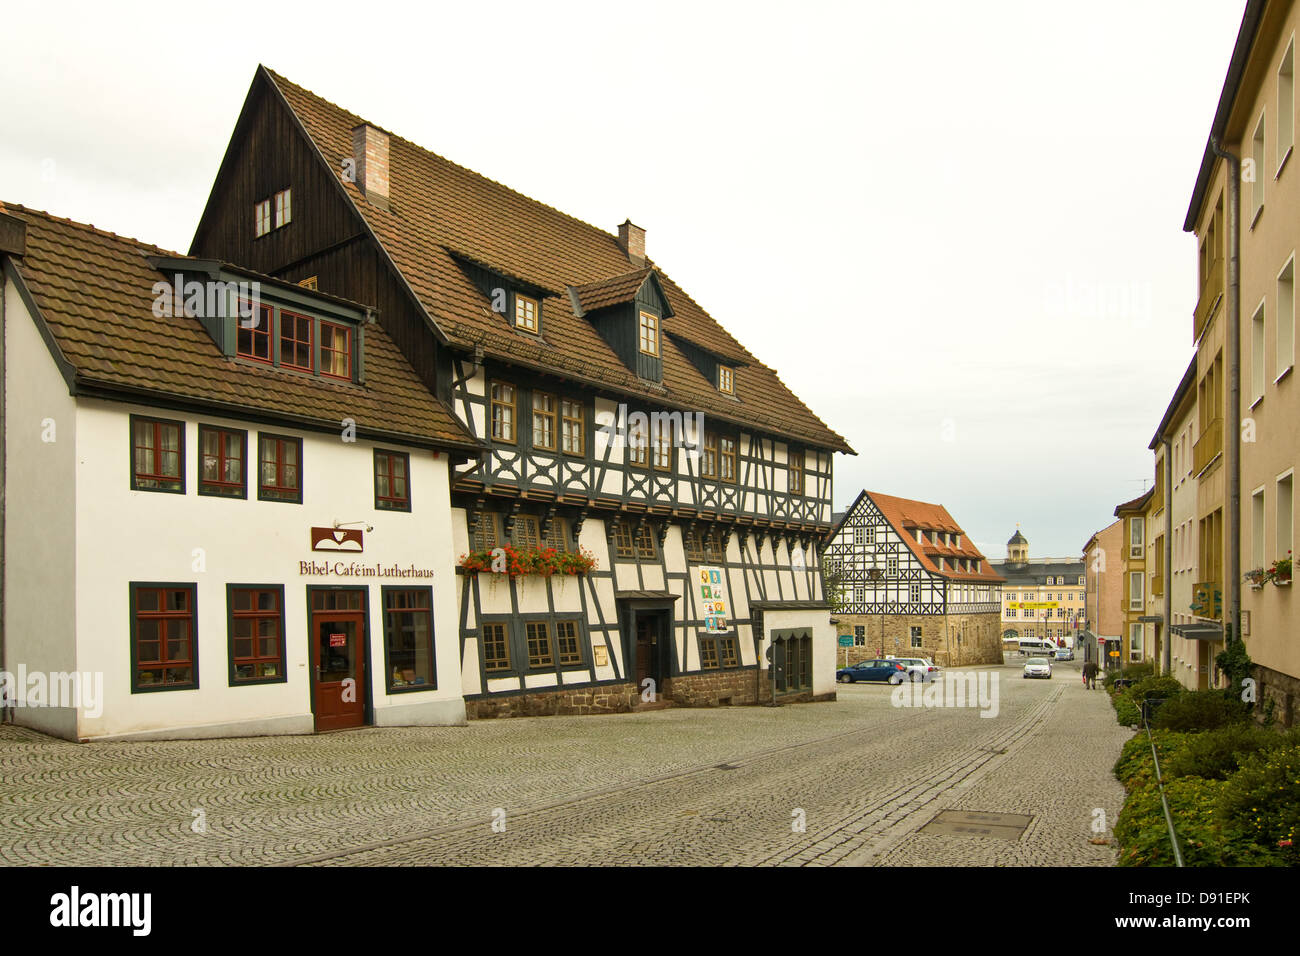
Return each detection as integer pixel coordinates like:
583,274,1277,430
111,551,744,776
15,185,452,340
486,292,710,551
1082,660,1098,690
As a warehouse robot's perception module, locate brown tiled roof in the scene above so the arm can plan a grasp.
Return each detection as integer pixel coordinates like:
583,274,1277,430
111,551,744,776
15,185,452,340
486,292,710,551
262,68,852,454
569,268,654,315
865,490,1004,583
1113,488,1154,516
1,203,479,451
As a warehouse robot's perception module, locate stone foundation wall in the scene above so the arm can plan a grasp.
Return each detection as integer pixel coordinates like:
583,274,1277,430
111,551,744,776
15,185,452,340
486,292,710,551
465,683,639,719
466,669,837,719
1255,663,1300,729
832,611,1004,668
663,669,766,706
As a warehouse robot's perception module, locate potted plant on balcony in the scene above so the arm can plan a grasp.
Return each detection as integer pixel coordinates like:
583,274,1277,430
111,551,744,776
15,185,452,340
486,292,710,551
1265,551,1292,587
1243,567,1267,590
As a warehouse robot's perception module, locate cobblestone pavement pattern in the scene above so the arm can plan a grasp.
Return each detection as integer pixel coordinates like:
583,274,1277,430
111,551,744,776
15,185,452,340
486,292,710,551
0,658,1130,866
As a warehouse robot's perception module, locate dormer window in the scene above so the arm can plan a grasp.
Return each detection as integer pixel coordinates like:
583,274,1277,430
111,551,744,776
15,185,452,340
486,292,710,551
638,311,660,356
237,302,273,363
515,293,539,334
718,365,734,393
320,322,352,379
280,310,313,372
274,189,292,228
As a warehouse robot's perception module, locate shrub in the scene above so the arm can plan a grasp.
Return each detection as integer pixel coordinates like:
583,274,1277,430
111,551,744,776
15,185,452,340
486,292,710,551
1114,730,1189,791
1216,744,1300,865
1163,723,1287,780
1151,689,1251,732
1105,661,1154,690
1113,691,1141,726
1115,776,1284,867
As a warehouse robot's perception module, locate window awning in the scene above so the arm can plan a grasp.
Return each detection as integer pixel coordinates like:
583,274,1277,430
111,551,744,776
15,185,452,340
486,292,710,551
1170,623,1224,640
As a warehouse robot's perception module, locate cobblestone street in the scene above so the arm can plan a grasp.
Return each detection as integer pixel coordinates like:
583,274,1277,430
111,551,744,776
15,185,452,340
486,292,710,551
0,658,1130,866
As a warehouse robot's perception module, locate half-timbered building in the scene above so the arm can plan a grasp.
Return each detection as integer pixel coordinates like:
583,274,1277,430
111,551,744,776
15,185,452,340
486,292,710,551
823,491,1003,667
189,68,854,715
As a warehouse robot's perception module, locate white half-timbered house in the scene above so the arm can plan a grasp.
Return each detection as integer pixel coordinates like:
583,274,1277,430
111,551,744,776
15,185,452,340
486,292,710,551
188,68,855,715
823,491,1004,667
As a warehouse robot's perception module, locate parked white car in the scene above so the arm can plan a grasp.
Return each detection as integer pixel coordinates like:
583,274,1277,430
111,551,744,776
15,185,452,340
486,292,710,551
1023,657,1053,679
887,656,940,682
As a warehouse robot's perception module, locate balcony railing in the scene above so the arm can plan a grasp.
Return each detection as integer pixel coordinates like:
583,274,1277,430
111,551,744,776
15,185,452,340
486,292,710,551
1193,255,1224,343
1152,573,1164,597
1193,417,1223,476
1191,580,1222,620
1150,482,1164,515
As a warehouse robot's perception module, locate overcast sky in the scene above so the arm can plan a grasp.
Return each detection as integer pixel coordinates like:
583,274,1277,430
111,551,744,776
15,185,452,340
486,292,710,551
0,1,1248,558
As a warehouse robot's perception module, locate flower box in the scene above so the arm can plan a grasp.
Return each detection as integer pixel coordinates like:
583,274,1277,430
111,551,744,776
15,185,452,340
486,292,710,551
458,544,597,578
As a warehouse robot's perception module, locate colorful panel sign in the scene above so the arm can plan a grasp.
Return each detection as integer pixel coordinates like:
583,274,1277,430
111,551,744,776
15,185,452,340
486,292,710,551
697,566,730,633
1009,601,1059,609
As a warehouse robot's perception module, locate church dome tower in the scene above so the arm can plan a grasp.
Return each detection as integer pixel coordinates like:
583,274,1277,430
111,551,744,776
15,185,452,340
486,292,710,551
1007,527,1029,565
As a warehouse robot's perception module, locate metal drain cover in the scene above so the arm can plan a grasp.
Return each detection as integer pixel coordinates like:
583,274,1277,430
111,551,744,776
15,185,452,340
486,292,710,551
920,810,1032,841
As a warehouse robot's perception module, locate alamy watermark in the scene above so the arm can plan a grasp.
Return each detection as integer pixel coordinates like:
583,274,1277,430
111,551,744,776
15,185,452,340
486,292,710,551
151,273,262,325
595,404,704,463
0,667,104,718
890,670,1000,718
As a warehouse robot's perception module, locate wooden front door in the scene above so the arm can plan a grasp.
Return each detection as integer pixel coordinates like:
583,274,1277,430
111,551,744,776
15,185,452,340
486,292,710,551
635,615,657,688
311,610,366,732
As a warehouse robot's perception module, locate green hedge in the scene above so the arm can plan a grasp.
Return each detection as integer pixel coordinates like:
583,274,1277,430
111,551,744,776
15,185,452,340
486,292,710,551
1151,690,1251,732
1113,730,1189,792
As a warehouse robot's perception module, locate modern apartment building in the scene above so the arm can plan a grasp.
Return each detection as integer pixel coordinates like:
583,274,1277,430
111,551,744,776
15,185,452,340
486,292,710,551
1183,0,1297,717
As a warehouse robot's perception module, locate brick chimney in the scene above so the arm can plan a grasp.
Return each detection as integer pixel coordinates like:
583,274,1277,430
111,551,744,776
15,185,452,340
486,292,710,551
618,219,645,267
350,124,391,210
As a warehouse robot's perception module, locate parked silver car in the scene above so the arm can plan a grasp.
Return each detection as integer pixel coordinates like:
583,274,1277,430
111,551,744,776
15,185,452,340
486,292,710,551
888,656,941,682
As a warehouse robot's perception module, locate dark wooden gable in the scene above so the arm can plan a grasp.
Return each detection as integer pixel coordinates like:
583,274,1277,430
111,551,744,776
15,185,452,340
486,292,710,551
188,68,452,402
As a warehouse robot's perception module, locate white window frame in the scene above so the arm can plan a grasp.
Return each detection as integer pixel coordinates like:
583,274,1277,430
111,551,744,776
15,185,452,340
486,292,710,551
908,583,921,603
1277,254,1295,380
1252,110,1266,225
1278,470,1295,562
1279,36,1295,175
1251,298,1267,405
274,188,292,229
1129,517,1145,559
1129,571,1144,611
254,199,271,238
886,556,899,578
1251,486,1266,571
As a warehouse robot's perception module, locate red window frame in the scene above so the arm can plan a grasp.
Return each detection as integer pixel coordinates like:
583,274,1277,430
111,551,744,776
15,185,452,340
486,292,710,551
229,587,285,683
320,321,352,380
279,309,314,372
131,416,184,493
198,425,246,498
258,434,302,503
236,301,274,364
132,584,197,691
374,449,411,511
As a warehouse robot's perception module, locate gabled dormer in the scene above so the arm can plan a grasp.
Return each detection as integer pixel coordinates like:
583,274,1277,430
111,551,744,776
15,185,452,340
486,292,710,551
568,267,674,383
147,256,370,385
450,250,553,338
667,332,745,397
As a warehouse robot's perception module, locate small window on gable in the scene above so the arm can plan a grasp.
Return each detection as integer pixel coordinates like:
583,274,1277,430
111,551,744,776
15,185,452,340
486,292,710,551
274,189,292,229
299,276,318,290
254,200,271,238
515,294,539,334
638,311,660,356
718,365,733,393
